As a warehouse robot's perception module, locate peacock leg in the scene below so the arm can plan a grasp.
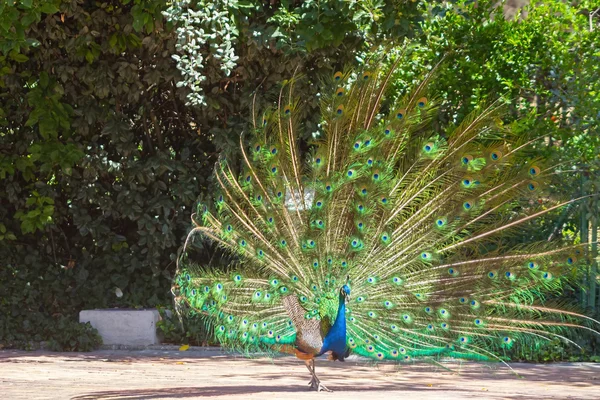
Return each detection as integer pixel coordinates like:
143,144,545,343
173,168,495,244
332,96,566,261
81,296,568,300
306,359,331,392
305,360,315,388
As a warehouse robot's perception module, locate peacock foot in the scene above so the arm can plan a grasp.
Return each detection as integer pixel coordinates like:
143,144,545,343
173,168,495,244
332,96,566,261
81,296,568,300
308,376,332,392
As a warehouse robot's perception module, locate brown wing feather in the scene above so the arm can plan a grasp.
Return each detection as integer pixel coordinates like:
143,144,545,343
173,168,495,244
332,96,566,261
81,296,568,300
282,295,324,355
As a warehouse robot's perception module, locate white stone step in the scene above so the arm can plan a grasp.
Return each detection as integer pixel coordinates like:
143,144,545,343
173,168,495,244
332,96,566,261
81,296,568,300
79,309,165,346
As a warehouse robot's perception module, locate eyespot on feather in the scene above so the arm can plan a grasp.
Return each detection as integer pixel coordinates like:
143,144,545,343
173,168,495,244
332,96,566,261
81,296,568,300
526,181,539,191
461,155,473,165
529,165,541,177
490,149,503,161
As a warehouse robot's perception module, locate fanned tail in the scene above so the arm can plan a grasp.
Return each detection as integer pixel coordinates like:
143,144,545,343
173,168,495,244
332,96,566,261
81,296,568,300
177,54,599,362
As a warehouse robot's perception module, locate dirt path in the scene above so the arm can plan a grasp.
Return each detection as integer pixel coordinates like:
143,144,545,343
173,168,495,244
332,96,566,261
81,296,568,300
1,349,598,399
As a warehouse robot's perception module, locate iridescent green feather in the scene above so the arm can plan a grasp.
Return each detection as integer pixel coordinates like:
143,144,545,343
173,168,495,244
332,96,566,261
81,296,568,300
175,58,599,362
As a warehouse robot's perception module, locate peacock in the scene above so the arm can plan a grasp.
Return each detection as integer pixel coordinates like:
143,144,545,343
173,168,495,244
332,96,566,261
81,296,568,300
173,58,599,392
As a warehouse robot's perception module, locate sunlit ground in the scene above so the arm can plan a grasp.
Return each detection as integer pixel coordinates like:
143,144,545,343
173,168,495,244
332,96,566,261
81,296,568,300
1,349,599,399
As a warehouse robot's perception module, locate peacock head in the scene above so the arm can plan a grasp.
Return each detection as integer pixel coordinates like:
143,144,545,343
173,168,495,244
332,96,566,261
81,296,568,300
340,284,351,304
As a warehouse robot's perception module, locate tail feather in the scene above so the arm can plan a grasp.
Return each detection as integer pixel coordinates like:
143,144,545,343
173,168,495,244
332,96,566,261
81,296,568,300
177,55,599,362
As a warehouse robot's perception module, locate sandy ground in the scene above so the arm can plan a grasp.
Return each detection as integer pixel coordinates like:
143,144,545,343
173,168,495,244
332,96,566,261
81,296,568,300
1,349,599,399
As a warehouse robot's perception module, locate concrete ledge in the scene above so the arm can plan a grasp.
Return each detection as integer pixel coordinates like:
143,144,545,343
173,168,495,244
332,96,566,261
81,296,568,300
80,309,163,346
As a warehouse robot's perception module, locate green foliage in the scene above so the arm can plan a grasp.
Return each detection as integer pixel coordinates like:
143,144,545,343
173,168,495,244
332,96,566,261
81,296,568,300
164,0,240,106
0,0,597,356
156,307,214,346
0,0,401,350
46,319,102,352
507,338,600,363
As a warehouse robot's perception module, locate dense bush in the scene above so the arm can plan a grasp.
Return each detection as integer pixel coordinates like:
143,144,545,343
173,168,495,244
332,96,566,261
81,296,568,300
0,0,598,350
0,0,419,349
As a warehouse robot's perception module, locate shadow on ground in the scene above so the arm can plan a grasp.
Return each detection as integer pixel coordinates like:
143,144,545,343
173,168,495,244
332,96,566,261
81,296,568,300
70,383,460,399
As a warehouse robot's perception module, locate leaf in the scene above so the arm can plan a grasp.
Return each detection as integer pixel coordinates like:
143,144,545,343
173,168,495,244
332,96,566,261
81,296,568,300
85,50,94,64
39,3,59,14
10,53,29,63
25,38,40,47
39,72,49,88
109,34,118,49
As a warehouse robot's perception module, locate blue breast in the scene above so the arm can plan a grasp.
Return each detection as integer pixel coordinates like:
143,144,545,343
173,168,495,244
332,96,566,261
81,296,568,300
318,294,347,356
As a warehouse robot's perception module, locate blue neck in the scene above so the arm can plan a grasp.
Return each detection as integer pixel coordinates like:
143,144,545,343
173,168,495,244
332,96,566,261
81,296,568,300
318,292,347,356
333,292,346,330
